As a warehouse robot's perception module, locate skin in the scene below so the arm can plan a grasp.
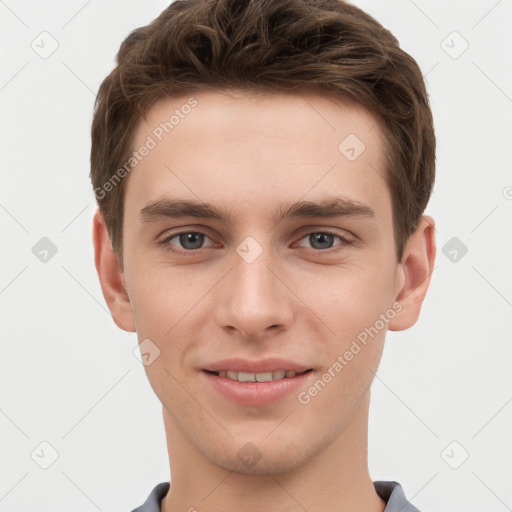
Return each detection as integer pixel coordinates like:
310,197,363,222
93,90,436,512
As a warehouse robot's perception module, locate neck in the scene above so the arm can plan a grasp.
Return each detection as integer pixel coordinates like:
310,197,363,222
161,391,386,512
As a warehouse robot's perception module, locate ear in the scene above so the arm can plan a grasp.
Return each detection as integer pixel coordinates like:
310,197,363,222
388,215,436,331
92,209,136,332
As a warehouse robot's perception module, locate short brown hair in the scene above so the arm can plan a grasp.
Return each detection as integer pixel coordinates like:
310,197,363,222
90,0,435,268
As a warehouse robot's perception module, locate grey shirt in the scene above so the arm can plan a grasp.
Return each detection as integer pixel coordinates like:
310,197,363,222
130,480,421,511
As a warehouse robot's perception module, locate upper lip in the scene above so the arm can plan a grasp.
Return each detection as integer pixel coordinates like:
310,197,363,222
202,357,312,373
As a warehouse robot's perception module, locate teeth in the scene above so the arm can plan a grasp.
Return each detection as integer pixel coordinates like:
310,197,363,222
256,372,273,382
217,370,301,382
238,371,256,382
272,370,285,380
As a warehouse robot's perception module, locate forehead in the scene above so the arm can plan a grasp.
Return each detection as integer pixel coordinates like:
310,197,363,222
126,90,390,225
133,89,383,155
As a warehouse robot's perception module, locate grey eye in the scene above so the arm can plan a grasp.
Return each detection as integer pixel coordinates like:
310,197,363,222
308,232,336,250
176,232,205,250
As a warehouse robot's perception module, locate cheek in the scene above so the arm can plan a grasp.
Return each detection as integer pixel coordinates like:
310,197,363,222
299,261,395,401
127,267,211,373
303,262,395,341
128,265,196,333
297,282,389,415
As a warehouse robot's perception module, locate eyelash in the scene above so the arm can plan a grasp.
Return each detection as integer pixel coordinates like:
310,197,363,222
158,229,354,256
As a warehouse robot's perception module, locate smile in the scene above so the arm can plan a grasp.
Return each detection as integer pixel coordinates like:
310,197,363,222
201,368,314,406
205,369,311,382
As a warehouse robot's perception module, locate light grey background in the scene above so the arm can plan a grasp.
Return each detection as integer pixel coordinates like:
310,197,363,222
1,1,511,511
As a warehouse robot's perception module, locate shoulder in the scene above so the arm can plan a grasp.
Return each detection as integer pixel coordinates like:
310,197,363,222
130,482,170,512
373,480,422,512
130,480,421,512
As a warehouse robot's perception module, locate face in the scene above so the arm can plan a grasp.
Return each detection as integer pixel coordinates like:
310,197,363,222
119,90,405,474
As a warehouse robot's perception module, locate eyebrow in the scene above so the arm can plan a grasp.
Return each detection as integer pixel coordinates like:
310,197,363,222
138,197,375,224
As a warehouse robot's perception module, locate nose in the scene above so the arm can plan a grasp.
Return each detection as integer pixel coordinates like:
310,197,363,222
213,245,294,341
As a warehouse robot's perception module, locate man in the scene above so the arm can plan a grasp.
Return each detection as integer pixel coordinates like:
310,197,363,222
90,0,436,510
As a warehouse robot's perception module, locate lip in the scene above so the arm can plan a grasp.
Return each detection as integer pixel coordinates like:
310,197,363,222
200,357,314,406
202,357,312,374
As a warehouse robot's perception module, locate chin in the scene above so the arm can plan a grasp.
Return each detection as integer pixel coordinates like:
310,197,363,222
204,433,328,476
213,449,309,476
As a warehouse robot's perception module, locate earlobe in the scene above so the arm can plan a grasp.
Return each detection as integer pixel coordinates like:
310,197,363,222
388,215,436,332
92,209,136,332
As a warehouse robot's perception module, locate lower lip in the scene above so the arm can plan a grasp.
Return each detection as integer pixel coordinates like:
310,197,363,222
201,370,313,406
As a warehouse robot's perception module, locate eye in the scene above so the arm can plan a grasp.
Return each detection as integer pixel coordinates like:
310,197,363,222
158,229,354,256
295,230,353,251
159,231,215,254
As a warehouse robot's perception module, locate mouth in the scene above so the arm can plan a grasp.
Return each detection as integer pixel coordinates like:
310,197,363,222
201,368,314,406
203,368,313,382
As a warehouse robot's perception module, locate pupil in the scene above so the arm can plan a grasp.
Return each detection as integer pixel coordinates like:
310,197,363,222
310,233,334,249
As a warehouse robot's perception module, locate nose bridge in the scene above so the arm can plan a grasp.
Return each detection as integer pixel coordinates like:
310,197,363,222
214,239,292,338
